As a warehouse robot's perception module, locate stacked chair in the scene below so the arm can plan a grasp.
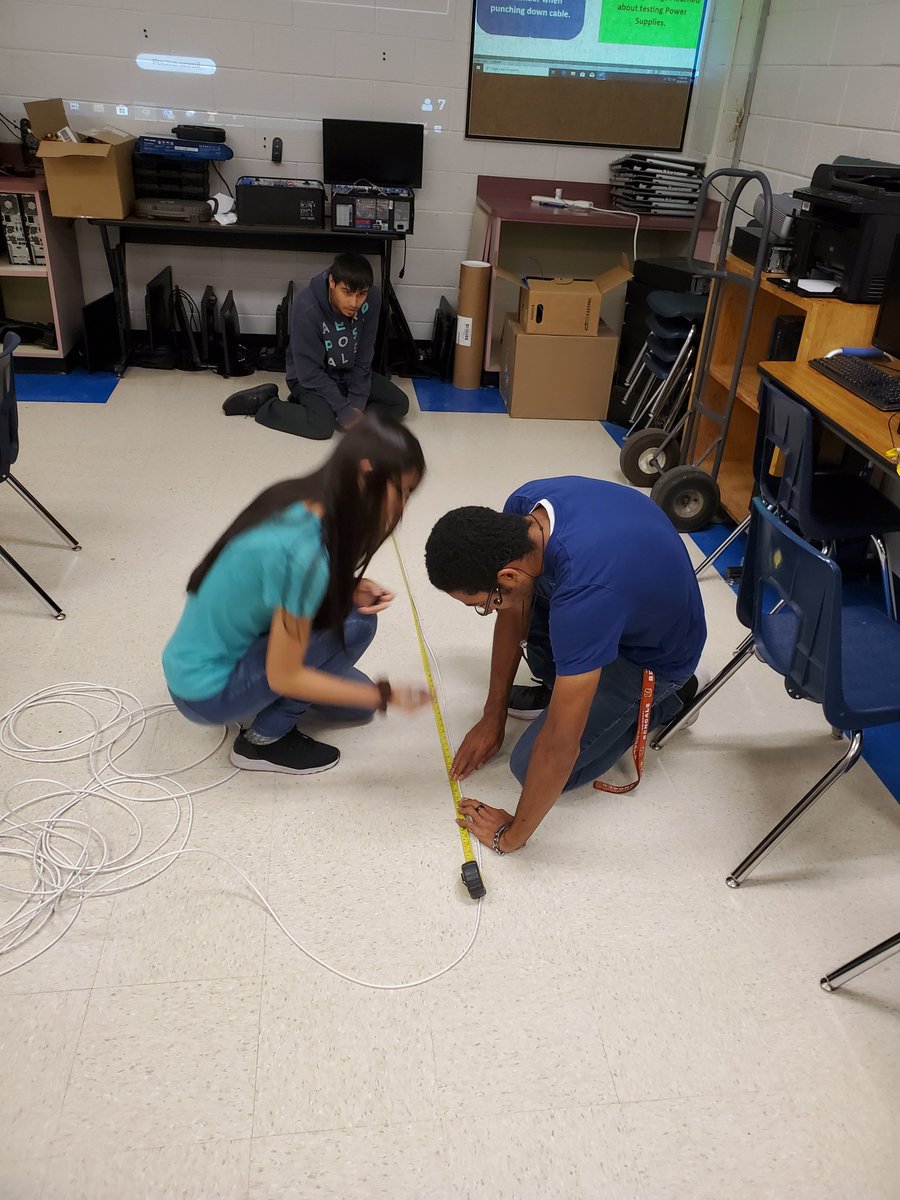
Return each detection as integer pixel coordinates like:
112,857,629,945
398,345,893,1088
617,290,709,488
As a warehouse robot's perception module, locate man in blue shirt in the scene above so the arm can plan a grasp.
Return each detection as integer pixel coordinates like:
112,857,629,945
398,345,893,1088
425,476,707,853
223,254,408,440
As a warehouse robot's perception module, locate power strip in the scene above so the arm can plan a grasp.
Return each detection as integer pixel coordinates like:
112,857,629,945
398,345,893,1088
531,195,593,209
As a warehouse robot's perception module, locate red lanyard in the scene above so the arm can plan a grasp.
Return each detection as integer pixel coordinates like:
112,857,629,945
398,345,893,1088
593,669,656,795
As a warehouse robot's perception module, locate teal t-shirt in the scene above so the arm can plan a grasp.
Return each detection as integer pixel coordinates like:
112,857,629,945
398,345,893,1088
162,503,329,701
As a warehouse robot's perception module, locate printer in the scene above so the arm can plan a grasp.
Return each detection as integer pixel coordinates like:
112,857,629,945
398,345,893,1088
789,157,900,303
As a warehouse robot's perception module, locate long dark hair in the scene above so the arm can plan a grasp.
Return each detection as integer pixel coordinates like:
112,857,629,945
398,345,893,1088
187,412,425,634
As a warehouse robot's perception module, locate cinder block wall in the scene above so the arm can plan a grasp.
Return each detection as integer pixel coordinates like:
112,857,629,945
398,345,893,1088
0,0,736,341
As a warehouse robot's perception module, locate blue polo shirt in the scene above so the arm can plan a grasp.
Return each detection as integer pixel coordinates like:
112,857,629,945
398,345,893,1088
503,477,706,680
162,503,329,701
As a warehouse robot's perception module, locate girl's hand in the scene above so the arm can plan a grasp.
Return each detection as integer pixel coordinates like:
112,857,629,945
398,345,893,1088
388,683,432,713
354,578,395,614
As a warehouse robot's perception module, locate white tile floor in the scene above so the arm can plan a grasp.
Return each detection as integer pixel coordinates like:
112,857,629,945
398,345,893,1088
0,370,898,1199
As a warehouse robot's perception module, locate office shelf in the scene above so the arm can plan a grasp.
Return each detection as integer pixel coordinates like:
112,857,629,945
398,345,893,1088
0,177,82,363
0,261,48,277
688,256,879,521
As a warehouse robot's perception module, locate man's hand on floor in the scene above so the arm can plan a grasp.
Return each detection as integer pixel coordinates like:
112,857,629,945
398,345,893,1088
451,714,506,780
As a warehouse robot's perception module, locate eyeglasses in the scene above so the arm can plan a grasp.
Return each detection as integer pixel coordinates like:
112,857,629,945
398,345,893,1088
473,585,501,616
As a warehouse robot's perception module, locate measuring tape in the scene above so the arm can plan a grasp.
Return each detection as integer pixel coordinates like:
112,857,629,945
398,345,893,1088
392,536,486,900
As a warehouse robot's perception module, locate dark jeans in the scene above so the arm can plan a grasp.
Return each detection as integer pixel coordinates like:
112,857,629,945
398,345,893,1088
509,580,689,791
254,372,409,441
168,610,377,740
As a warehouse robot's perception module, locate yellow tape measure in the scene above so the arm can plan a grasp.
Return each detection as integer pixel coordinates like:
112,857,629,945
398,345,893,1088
392,537,486,899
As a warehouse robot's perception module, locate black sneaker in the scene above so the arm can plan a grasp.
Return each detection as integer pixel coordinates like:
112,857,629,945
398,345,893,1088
508,681,553,721
222,383,279,416
229,728,340,774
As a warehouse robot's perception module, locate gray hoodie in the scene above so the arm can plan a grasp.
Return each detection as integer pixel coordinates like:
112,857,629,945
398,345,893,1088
285,270,382,427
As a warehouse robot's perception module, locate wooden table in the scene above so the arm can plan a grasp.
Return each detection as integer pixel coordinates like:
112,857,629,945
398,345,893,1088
760,360,899,470
472,176,720,371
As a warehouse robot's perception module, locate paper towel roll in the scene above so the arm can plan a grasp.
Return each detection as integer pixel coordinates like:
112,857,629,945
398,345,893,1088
453,259,492,390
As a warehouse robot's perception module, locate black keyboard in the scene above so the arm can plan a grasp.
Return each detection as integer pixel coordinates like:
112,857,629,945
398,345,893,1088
809,355,900,410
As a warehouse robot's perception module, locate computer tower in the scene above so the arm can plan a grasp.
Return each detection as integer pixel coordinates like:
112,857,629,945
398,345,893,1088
0,194,30,265
19,195,46,266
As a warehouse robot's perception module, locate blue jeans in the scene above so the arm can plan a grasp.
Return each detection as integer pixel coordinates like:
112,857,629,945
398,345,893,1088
169,610,377,739
509,583,687,791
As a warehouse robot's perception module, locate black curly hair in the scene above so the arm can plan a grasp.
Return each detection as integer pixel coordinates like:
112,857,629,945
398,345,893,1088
425,506,533,594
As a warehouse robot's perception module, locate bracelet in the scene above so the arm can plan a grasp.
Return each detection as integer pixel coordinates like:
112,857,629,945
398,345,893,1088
492,821,512,855
375,679,392,714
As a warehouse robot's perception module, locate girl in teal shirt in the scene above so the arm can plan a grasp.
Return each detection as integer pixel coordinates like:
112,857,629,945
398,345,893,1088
163,414,429,774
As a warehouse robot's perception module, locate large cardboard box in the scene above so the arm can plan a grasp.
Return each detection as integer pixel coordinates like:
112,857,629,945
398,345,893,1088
498,259,631,337
499,314,618,420
25,99,135,219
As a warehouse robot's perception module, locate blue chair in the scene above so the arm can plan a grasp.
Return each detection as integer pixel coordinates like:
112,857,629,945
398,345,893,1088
723,498,900,888
755,383,900,617
820,928,900,992
0,331,81,619
655,383,900,741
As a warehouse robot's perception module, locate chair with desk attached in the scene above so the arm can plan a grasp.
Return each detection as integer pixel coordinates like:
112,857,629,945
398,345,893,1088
718,497,900,890
652,383,900,748
0,332,81,619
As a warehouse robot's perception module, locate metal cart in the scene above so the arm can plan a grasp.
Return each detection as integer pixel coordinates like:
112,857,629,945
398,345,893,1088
648,169,773,532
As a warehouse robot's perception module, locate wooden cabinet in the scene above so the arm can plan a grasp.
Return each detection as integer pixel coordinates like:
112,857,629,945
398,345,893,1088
692,255,878,520
0,177,83,366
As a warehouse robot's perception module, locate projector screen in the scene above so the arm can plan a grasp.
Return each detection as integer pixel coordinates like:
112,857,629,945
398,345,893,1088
466,0,708,149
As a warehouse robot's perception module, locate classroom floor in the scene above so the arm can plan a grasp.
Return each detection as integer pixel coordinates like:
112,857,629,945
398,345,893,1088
1,371,899,1200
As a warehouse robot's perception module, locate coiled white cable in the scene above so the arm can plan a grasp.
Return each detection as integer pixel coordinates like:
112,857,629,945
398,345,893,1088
0,579,483,989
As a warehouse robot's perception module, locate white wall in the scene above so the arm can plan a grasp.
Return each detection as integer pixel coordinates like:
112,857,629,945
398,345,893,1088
739,0,900,195
0,0,730,341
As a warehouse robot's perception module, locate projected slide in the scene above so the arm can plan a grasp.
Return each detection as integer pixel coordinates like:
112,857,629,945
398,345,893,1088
467,0,708,149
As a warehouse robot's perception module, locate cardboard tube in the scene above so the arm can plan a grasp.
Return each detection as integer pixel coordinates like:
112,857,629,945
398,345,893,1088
453,259,491,390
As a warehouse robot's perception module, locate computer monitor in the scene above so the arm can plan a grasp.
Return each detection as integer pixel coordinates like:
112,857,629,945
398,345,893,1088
81,291,119,372
215,290,254,378
200,285,218,367
873,235,900,358
322,119,424,188
173,289,202,370
144,266,175,351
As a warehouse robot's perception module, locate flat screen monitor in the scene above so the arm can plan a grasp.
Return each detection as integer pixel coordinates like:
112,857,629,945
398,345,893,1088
145,266,174,351
81,291,120,372
322,119,424,188
200,284,218,366
216,290,253,378
873,235,900,358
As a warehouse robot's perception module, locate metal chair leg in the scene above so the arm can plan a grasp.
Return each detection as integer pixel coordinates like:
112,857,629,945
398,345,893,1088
0,542,66,618
821,930,900,991
695,514,751,578
869,534,897,620
726,730,863,888
5,474,81,550
651,633,755,750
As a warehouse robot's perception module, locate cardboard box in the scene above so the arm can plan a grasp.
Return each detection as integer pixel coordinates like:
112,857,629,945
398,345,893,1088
25,99,135,220
498,259,631,337
499,314,618,420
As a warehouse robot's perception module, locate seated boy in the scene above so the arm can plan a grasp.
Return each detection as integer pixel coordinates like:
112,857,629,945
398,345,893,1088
223,253,409,440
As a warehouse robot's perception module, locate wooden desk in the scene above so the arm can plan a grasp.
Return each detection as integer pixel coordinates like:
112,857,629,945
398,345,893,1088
88,216,406,376
472,176,720,371
759,360,898,470
689,256,880,520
